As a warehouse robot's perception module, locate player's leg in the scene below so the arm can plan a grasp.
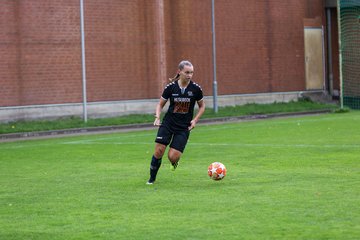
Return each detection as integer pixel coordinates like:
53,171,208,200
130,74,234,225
147,126,172,184
168,148,182,170
147,143,166,184
168,130,190,170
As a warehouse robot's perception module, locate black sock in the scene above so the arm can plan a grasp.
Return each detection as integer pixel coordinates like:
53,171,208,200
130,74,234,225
149,155,162,181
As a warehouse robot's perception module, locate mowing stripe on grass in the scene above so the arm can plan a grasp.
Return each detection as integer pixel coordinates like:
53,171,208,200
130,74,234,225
64,141,360,149
1,138,358,150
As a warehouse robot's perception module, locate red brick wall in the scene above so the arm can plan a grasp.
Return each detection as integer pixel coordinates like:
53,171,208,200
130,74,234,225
0,1,21,106
0,0,326,107
163,1,213,93
84,0,162,101
0,0,82,106
214,0,324,94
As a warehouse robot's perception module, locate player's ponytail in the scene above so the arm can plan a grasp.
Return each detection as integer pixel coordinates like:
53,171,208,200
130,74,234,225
168,60,193,82
169,73,180,82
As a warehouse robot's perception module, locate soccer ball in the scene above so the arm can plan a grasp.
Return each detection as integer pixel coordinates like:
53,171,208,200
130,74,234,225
208,162,226,181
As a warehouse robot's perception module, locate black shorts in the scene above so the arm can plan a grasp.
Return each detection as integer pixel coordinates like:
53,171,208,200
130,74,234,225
155,125,190,153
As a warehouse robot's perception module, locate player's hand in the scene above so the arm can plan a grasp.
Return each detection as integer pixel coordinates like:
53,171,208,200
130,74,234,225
188,120,196,131
154,118,161,126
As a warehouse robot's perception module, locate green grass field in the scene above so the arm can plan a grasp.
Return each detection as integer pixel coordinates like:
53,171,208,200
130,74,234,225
1,111,359,239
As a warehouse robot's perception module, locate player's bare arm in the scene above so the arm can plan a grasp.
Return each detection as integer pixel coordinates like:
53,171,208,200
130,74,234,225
154,97,167,126
189,99,205,130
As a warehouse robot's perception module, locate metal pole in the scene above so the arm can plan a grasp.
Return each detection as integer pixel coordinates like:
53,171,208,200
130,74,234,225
80,0,88,122
157,0,166,89
211,0,218,113
337,0,344,109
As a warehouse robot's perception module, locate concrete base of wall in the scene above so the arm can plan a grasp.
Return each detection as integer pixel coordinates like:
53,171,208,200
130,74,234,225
0,91,319,123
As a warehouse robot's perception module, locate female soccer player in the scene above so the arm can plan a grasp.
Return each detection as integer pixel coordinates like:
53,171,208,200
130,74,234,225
147,60,205,184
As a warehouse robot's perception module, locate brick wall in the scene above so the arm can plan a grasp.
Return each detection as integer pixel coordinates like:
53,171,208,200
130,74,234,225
0,0,82,106
214,0,325,94
0,0,327,108
84,0,162,101
0,1,21,106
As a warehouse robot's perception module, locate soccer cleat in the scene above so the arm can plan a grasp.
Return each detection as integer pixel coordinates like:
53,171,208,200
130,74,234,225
146,177,155,185
146,179,155,185
170,161,178,171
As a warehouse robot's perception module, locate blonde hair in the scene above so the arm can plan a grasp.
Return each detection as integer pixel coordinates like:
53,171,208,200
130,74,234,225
169,60,193,82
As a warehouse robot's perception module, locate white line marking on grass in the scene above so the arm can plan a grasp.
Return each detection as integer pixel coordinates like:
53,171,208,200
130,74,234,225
0,133,155,149
0,142,56,149
63,133,154,144
62,141,360,149
1,139,359,150
62,141,153,145
189,142,360,149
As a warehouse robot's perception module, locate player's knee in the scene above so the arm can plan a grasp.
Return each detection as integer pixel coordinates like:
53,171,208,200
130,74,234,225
154,150,164,159
154,144,166,158
168,149,181,163
168,155,179,164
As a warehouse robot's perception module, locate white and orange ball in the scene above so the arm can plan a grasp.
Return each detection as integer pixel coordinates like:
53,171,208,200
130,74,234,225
208,162,226,181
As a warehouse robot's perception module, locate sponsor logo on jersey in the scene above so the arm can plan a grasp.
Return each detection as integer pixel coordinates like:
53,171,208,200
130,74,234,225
173,97,190,113
174,97,190,102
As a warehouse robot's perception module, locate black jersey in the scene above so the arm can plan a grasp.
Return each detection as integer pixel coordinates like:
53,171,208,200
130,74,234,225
161,80,203,130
